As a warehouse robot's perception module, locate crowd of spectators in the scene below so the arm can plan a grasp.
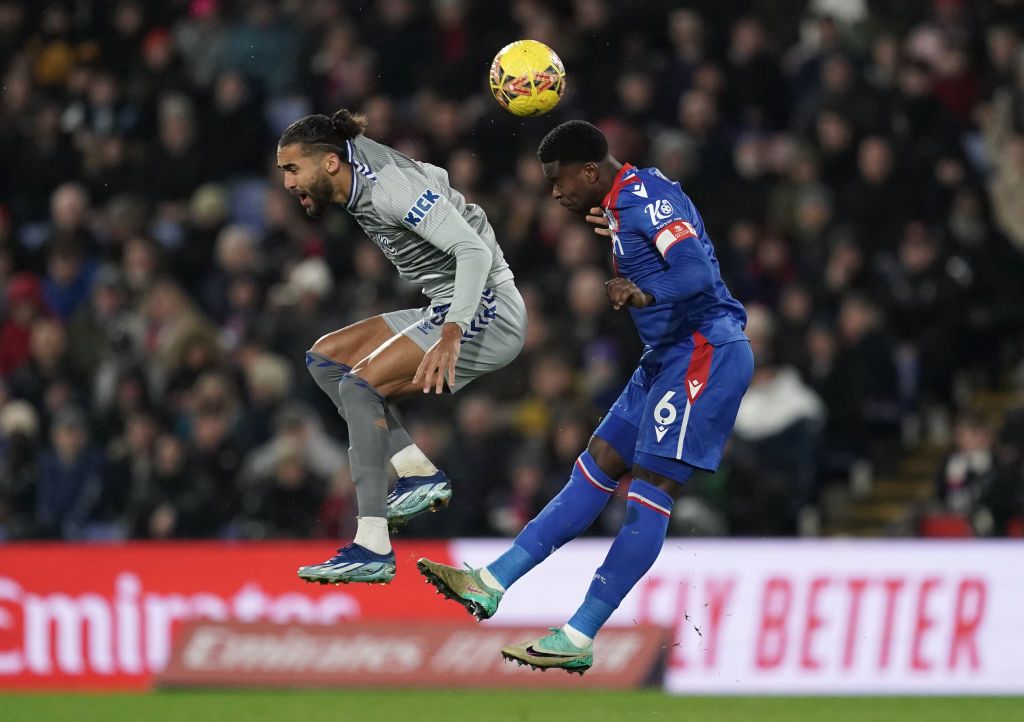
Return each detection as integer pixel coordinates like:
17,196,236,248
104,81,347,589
1,0,1023,542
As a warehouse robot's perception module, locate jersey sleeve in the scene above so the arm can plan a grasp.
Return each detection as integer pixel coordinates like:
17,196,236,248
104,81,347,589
651,219,700,256
374,165,493,327
621,186,698,257
374,165,457,242
622,189,715,305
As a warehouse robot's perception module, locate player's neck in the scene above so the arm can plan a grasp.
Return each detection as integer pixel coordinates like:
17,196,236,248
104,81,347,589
332,161,353,206
596,156,623,200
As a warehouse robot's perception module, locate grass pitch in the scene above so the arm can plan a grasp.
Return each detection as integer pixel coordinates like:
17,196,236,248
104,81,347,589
5,690,1020,722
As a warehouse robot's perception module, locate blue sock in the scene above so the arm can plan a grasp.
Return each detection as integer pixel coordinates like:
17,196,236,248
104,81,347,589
567,479,674,639
487,451,619,589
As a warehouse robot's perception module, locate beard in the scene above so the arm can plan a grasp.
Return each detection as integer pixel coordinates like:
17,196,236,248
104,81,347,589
303,172,335,218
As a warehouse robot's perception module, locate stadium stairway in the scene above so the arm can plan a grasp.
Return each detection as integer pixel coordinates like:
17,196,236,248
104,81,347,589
822,390,1020,537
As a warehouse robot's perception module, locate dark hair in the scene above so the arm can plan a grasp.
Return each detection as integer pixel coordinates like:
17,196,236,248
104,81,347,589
537,120,608,164
278,108,368,153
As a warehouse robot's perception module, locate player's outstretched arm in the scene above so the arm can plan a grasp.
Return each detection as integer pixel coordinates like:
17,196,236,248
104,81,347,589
585,207,611,237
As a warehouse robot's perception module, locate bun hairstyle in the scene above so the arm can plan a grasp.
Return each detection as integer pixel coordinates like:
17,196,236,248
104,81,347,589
329,108,368,141
278,108,368,152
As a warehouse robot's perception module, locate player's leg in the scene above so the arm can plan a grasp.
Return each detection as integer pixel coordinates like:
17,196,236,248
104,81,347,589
504,337,754,671
306,314,454,532
501,463,687,674
300,286,527,584
305,316,442,482
484,429,633,588
388,283,524,528
417,432,632,620
418,364,646,619
298,332,432,585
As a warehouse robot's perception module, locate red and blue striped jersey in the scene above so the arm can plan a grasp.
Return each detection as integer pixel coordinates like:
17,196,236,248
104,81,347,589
602,163,747,357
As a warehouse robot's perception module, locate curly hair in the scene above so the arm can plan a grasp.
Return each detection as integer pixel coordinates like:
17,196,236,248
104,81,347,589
537,120,608,164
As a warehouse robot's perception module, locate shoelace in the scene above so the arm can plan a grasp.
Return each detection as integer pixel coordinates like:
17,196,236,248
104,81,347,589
527,628,562,653
462,563,502,596
321,543,392,565
387,477,427,502
324,543,355,562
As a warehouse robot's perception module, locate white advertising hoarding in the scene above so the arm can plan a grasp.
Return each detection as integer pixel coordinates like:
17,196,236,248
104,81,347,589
452,540,1024,695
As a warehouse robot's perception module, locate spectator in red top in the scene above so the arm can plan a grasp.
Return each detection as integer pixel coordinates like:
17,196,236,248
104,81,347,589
0,273,49,377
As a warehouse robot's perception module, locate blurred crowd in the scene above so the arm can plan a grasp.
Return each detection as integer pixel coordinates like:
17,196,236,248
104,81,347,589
1,0,1024,542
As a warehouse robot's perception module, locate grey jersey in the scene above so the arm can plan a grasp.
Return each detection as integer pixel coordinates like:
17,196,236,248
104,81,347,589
343,134,514,319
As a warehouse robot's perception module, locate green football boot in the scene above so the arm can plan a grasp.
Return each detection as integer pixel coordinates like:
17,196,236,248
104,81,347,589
416,558,502,621
501,627,593,675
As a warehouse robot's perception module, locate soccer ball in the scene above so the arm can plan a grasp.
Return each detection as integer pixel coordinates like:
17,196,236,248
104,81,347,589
489,39,566,117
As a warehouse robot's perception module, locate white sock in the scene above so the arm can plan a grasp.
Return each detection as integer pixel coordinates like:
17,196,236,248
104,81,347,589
478,566,506,593
562,624,594,649
389,444,439,479
353,517,391,555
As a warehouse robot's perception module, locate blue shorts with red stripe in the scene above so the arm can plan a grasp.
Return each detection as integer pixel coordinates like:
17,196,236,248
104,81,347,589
594,334,753,483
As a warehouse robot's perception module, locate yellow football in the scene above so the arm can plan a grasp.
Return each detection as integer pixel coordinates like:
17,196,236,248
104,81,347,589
489,39,566,117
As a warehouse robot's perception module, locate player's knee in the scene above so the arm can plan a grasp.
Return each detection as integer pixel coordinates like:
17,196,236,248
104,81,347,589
586,436,629,479
338,372,365,403
309,332,345,361
306,338,353,394
632,460,692,499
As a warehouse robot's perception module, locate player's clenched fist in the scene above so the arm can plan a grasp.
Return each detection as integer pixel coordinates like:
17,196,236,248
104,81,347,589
605,278,653,310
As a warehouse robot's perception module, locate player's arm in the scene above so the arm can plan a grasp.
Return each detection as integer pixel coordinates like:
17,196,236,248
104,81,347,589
597,206,714,309
639,219,715,305
415,211,493,392
382,174,493,392
583,208,647,309
382,171,493,329
422,210,493,329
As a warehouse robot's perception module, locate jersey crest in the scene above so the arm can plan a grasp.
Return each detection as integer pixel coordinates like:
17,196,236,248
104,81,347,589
371,232,398,257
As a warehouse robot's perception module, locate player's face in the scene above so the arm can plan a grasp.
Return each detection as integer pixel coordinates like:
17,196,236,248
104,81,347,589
542,161,600,214
277,144,336,218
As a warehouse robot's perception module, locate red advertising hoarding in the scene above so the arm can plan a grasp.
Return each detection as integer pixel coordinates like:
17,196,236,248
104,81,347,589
158,621,667,689
4,539,1024,694
0,541,465,690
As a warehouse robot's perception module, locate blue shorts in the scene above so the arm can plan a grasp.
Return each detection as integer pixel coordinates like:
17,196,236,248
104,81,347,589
594,334,753,483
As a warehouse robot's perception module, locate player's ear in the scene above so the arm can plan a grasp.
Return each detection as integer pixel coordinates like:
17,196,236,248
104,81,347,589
584,161,600,183
323,152,341,174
